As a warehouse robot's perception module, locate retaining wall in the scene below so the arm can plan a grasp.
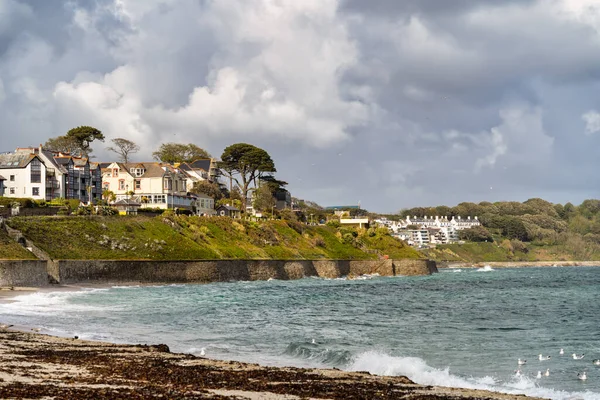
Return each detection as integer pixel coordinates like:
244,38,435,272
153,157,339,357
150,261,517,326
0,260,49,287
1,258,436,286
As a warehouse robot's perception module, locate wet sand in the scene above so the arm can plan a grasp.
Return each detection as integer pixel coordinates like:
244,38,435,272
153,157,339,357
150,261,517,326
0,328,544,400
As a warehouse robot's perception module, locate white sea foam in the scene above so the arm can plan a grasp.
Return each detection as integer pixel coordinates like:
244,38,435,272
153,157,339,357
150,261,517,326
476,265,495,272
0,289,114,316
347,351,599,400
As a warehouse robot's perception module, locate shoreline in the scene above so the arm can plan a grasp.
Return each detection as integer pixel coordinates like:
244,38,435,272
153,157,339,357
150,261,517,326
0,329,544,400
438,261,600,268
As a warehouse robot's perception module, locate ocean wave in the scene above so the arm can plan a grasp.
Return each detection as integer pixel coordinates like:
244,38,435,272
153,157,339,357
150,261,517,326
346,351,599,400
283,341,352,366
476,265,495,272
0,289,117,316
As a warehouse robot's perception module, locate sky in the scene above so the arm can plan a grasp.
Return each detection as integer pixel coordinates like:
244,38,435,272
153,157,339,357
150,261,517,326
1,0,600,213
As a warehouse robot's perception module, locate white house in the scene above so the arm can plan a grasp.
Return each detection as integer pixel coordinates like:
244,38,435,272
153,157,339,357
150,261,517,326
0,151,52,201
102,162,194,210
387,215,481,246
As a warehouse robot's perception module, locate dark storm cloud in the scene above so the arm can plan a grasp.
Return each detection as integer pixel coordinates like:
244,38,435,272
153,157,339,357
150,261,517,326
1,0,599,212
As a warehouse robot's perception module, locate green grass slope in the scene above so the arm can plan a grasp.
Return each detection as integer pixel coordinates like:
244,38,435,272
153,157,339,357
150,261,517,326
6,214,422,261
0,229,37,260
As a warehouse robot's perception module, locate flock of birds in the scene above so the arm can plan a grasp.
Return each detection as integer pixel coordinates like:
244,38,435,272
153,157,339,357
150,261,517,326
515,348,600,381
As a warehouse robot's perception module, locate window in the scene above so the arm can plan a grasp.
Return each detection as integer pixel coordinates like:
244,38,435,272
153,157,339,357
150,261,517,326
153,194,165,204
112,168,119,177
30,158,41,183
9,187,15,194
32,187,39,196
130,168,145,177
135,179,141,190
9,175,15,182
164,178,172,190
119,180,125,190
103,182,110,190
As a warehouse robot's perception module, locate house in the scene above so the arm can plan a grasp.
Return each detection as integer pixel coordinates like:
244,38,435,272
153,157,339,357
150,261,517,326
340,218,369,229
178,158,220,191
0,175,5,196
16,145,67,200
216,204,241,218
102,162,193,210
0,152,50,201
192,193,216,216
113,198,141,215
274,189,291,210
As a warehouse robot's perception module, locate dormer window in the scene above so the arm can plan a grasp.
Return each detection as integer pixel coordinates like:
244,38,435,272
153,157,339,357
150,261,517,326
129,167,145,177
112,168,119,177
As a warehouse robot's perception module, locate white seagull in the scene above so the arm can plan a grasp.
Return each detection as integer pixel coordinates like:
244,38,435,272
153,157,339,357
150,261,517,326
578,371,587,381
559,348,564,355
514,369,522,377
593,359,600,366
199,347,206,356
544,368,550,377
536,371,542,379
539,354,551,361
573,353,585,360
518,358,527,366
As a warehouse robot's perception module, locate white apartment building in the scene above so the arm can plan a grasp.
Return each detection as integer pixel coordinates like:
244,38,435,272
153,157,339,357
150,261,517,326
387,215,481,246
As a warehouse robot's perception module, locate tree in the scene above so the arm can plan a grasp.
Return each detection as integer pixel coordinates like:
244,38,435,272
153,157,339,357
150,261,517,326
153,143,211,164
44,126,105,157
102,189,116,204
66,126,105,157
107,138,140,163
190,181,224,201
219,143,276,212
458,226,494,242
252,184,276,213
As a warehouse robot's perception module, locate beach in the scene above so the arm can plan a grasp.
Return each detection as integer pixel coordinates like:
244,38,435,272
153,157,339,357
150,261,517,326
0,327,545,400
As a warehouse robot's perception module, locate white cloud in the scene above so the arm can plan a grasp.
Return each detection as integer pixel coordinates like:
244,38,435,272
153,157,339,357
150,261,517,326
582,110,600,134
49,0,370,156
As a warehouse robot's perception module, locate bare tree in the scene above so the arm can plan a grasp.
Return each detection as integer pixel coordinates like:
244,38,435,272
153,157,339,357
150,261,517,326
107,138,140,163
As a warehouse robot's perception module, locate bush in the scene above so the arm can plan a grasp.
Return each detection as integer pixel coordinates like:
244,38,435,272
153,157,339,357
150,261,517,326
458,226,494,242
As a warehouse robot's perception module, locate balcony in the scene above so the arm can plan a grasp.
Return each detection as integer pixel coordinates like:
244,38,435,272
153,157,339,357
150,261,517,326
46,168,55,176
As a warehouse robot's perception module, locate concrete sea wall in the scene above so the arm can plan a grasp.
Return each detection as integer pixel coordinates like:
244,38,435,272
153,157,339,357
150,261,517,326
1,258,437,286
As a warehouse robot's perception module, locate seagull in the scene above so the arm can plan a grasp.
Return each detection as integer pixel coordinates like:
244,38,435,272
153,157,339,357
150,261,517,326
514,369,522,377
536,371,542,379
573,353,585,360
539,354,551,361
578,371,587,381
31,328,41,332
593,359,600,366
199,347,206,356
518,358,527,366
544,368,550,377
559,348,564,355
311,338,316,344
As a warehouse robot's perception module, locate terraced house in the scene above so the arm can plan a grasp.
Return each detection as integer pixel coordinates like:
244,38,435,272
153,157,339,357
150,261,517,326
102,162,194,210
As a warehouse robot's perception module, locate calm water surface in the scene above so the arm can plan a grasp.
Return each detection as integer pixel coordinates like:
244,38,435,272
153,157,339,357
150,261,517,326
2,266,599,399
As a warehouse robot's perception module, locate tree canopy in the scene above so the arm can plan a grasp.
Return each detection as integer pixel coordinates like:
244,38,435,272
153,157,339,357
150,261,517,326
106,138,140,163
44,125,105,158
219,143,276,211
152,143,211,164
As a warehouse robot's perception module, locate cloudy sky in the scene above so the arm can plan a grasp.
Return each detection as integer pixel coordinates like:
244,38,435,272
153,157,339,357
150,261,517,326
1,0,600,212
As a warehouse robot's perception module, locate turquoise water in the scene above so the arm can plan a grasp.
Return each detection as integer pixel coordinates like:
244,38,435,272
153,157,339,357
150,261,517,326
2,266,600,399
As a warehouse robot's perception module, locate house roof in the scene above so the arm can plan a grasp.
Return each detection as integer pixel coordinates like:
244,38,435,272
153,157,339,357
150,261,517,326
0,175,5,180
117,162,167,178
217,205,240,211
189,159,212,171
0,153,37,169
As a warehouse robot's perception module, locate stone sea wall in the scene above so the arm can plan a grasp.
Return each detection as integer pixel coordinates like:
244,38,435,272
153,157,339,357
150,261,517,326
0,258,437,286
0,260,49,287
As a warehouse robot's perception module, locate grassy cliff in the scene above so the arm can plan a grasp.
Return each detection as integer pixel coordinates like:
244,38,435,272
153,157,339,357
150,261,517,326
4,214,421,261
0,229,37,260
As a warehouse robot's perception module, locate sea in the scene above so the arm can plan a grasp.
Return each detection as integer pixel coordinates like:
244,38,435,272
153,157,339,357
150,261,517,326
1,265,599,400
